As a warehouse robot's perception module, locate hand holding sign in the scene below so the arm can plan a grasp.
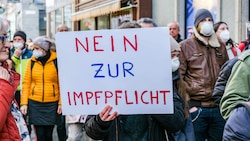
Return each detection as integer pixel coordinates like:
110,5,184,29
99,105,118,122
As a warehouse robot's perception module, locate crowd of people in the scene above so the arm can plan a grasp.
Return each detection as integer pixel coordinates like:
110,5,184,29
0,7,250,141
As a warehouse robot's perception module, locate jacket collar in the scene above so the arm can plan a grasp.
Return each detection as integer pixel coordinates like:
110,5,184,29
193,26,221,48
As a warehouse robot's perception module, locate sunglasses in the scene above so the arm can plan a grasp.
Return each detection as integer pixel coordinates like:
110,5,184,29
0,35,8,44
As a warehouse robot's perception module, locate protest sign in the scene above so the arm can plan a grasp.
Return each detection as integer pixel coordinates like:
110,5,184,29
55,27,173,115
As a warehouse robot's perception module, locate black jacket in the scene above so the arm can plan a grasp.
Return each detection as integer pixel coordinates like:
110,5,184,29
84,73,185,141
212,57,238,104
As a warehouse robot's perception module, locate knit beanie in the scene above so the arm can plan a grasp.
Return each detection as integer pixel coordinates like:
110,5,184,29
14,31,27,42
33,36,53,51
194,9,213,27
170,36,181,52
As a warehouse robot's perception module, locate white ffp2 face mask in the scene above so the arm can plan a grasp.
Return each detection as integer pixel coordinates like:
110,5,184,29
200,21,214,37
171,57,180,72
33,50,44,59
220,30,230,43
13,42,24,49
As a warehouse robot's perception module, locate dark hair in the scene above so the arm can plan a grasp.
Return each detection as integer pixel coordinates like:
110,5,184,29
118,21,141,29
214,21,227,32
214,21,235,46
137,17,157,27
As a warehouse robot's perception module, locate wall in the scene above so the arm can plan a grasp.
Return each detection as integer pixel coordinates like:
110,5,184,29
152,0,185,39
153,0,249,43
21,1,39,40
218,0,249,43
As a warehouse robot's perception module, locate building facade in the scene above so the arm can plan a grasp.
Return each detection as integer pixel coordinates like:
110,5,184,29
46,0,250,43
46,0,73,39
3,0,46,40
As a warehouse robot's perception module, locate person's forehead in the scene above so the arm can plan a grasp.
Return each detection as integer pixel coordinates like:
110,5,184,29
202,17,213,21
61,26,68,29
59,25,68,29
58,27,68,32
33,44,42,50
171,51,180,54
14,36,23,40
169,23,177,27
219,23,228,28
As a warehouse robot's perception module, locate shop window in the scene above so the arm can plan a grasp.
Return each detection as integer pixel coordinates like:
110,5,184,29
39,10,46,30
55,9,62,30
121,0,131,7
50,11,55,38
64,4,72,31
97,15,110,30
80,18,95,31
7,0,20,2
33,0,45,5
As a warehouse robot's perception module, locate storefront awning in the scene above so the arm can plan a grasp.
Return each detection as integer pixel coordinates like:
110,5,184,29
72,1,120,21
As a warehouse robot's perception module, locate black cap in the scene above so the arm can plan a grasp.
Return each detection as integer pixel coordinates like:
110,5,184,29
194,9,213,27
14,31,27,42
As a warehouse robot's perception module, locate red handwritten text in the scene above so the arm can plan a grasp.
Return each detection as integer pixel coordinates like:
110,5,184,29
75,35,138,52
67,90,171,106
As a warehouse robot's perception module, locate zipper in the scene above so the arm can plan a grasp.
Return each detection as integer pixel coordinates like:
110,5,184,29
42,66,45,102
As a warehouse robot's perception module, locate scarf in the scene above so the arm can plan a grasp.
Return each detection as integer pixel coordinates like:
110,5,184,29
11,101,30,141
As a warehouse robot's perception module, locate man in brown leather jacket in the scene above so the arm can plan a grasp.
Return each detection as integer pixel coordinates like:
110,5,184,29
178,9,228,141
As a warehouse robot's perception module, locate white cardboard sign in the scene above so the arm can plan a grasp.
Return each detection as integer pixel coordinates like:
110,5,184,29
55,27,173,115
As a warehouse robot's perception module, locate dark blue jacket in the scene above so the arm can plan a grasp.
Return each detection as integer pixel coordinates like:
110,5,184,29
212,57,238,104
223,102,250,140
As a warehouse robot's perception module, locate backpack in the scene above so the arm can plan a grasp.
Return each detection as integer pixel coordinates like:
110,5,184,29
223,101,250,141
30,59,58,72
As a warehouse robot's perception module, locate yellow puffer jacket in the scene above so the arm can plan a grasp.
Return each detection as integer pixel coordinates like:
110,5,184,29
21,51,61,105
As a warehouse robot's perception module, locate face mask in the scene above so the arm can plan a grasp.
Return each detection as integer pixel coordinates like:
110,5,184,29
13,42,24,49
33,50,44,59
220,30,230,43
200,21,214,37
171,57,180,72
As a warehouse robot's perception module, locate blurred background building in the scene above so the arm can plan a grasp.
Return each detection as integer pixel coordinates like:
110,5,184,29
2,0,45,40
0,0,250,43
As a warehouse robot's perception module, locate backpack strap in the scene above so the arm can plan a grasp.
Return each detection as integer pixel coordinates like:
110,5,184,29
53,59,58,72
31,60,35,70
30,59,57,72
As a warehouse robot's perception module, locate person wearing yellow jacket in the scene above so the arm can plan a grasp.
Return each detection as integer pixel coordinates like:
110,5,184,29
20,36,61,141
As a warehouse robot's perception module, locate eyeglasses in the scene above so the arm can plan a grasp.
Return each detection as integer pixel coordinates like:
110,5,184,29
0,35,8,44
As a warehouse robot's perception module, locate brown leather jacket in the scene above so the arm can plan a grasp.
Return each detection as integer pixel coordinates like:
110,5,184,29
179,27,228,108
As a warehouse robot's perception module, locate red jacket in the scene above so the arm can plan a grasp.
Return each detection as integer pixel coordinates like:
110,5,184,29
0,62,21,140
